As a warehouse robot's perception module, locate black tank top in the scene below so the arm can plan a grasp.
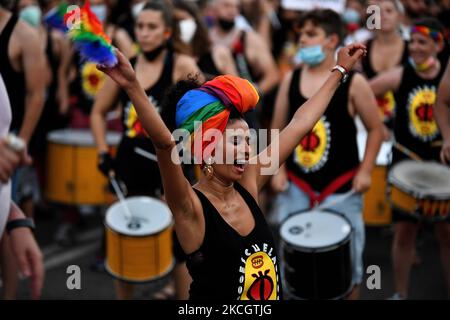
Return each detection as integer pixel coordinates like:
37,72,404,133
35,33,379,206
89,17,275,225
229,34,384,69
119,51,175,137
392,62,445,165
286,68,359,193
113,51,174,195
187,183,282,300
69,50,107,115
197,52,221,81
361,39,409,128
30,29,62,154
0,14,26,131
361,39,409,79
232,31,261,83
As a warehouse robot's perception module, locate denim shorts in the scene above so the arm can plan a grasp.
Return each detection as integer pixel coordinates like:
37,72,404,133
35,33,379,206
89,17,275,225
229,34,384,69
269,182,365,285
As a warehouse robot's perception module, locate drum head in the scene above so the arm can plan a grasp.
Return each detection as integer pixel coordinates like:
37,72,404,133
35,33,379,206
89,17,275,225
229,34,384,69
47,129,120,146
105,196,173,236
280,211,351,250
357,131,392,166
389,160,450,199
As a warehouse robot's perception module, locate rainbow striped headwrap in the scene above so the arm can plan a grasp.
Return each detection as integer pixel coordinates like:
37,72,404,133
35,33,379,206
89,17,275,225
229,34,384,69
411,25,444,47
176,75,259,163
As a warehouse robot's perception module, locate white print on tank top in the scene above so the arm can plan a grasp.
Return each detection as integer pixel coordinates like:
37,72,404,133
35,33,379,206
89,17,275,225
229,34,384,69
237,242,280,300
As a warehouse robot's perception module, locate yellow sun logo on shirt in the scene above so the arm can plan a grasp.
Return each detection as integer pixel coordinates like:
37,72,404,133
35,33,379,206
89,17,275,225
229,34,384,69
408,85,438,142
81,62,105,98
294,116,330,172
376,90,396,121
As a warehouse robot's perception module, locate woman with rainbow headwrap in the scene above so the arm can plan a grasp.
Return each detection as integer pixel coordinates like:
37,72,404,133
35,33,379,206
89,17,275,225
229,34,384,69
370,17,450,299
97,42,366,300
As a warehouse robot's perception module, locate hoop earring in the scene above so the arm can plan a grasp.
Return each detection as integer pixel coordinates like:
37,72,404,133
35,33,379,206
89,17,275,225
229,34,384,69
203,157,214,179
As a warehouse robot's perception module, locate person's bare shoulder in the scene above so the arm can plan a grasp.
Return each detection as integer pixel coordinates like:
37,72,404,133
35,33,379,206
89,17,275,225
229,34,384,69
175,53,202,79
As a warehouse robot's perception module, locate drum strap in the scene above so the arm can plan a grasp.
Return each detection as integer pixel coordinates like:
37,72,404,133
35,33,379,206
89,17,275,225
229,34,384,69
287,167,359,208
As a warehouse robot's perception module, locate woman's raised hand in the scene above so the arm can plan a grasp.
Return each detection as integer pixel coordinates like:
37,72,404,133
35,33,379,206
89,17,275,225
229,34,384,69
97,49,137,90
336,43,367,71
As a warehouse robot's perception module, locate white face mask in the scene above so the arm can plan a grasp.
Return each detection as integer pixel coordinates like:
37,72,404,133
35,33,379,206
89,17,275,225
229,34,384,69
132,2,145,19
179,18,197,44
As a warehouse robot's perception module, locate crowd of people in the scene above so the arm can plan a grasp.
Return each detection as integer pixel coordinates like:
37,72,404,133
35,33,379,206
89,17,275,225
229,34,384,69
0,0,450,300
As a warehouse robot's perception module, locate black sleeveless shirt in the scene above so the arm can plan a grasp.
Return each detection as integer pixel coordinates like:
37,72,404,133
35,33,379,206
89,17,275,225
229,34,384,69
361,39,409,129
197,52,221,81
392,62,445,165
0,14,26,132
286,68,359,193
187,183,282,300
113,51,174,195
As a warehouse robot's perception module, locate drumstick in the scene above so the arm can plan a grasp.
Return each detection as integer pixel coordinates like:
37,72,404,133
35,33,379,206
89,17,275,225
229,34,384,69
394,142,423,161
109,174,133,221
134,147,158,162
315,190,357,211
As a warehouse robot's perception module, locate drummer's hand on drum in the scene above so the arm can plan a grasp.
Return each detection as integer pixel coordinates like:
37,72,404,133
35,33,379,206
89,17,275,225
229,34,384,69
0,138,32,183
441,140,450,165
352,169,371,193
336,43,367,71
97,49,138,90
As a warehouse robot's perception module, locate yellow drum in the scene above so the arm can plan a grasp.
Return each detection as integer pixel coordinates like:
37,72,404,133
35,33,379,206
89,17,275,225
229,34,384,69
388,160,450,221
45,129,120,205
357,131,393,226
105,196,174,282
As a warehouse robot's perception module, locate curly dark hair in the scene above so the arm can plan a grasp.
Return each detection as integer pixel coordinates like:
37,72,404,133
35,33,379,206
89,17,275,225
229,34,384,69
160,75,202,131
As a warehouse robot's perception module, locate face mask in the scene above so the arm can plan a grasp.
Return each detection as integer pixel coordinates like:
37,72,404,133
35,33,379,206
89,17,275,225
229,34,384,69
296,45,326,66
19,5,42,28
342,8,361,24
179,19,197,44
91,4,107,23
143,43,166,61
217,18,235,31
132,2,145,19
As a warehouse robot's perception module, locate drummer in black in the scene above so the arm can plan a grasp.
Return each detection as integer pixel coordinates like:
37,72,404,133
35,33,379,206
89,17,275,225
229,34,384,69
370,17,450,299
434,60,450,299
97,33,367,299
90,0,202,300
270,9,383,299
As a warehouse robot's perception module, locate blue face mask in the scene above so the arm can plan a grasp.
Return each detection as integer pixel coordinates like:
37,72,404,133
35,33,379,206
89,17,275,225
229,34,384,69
19,5,42,28
296,45,326,66
91,4,107,23
342,8,361,24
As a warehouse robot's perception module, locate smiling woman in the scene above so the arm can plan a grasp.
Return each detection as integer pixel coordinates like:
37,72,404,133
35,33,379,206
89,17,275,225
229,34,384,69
97,39,366,299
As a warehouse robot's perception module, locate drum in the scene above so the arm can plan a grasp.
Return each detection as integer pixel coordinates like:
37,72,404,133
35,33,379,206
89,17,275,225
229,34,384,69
388,160,450,220
357,131,393,226
280,210,353,300
105,196,174,282
45,129,120,205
